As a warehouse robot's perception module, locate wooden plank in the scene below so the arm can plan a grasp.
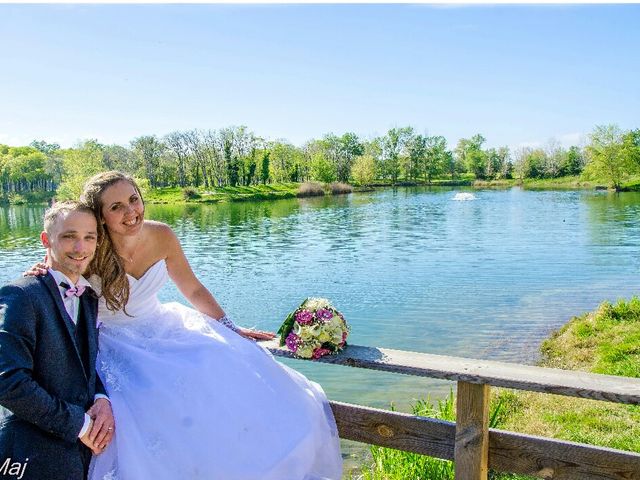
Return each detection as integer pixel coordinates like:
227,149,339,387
328,401,640,480
455,382,490,480
330,400,455,460
264,341,640,404
489,429,640,480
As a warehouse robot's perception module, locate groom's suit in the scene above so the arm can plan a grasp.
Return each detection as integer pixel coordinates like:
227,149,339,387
0,272,105,480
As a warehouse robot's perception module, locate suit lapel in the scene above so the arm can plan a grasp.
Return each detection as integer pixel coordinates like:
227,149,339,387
80,292,98,377
41,273,86,379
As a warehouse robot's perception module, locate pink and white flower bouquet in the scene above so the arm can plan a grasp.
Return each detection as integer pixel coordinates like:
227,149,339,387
278,298,350,359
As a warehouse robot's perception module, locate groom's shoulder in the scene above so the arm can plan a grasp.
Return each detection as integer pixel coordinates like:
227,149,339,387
0,275,48,298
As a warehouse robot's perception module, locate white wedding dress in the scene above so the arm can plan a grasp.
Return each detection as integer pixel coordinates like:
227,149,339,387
88,260,342,480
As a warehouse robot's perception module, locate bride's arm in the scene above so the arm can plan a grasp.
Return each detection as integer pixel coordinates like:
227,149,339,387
159,224,274,340
160,224,225,319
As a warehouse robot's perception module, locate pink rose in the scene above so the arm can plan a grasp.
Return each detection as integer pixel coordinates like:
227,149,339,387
312,347,332,359
295,309,314,324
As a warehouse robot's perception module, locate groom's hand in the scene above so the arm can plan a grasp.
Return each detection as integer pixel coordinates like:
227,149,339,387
87,398,115,452
22,258,48,277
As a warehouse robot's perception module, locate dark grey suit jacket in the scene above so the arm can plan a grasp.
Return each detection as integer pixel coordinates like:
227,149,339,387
0,273,105,480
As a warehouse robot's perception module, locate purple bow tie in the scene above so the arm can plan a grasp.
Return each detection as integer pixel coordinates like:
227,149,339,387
60,282,86,297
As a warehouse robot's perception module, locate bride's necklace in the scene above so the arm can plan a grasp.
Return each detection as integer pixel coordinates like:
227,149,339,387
117,240,140,264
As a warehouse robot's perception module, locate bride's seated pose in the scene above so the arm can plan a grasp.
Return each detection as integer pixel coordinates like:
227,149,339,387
35,171,343,480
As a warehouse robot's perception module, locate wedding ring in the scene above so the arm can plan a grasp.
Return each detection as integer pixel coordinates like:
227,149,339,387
107,427,114,431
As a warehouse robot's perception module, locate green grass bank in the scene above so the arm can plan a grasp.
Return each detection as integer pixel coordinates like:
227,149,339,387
352,297,640,479
7,174,640,206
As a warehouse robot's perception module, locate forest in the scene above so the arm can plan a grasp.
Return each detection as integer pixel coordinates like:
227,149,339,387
1,123,638,202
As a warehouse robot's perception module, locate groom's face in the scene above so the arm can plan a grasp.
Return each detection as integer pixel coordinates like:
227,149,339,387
41,210,98,282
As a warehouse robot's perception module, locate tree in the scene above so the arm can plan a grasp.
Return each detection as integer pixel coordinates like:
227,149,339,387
57,140,106,199
29,140,63,189
336,132,363,182
512,147,530,181
351,155,376,186
131,135,166,188
164,131,191,187
455,134,486,178
622,129,640,169
260,151,270,184
543,139,565,178
30,140,60,155
524,149,547,179
584,124,634,190
382,127,413,183
495,146,512,179
405,133,426,181
183,130,208,188
103,144,138,174
310,152,337,183
269,141,300,183
559,146,584,176
304,139,336,183
1,149,48,192
422,135,448,183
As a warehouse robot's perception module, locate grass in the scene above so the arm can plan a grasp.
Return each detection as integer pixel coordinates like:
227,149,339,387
297,182,325,197
0,190,56,205
352,390,536,480
142,183,300,204
352,297,640,479
496,297,640,453
472,176,603,190
329,182,354,195
520,176,600,190
620,175,640,191
8,173,639,206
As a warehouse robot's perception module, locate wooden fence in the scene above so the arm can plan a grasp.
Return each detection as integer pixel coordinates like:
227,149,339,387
264,341,640,480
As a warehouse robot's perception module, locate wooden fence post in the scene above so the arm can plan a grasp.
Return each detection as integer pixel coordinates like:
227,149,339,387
455,381,490,480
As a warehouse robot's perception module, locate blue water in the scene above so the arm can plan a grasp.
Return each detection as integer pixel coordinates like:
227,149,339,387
1,187,639,412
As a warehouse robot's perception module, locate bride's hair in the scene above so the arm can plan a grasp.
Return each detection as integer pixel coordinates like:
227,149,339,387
81,171,145,313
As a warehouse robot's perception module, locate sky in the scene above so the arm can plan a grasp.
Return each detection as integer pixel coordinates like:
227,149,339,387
1,4,639,152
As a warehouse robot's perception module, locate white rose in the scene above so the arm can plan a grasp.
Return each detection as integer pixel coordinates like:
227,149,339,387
295,325,315,341
296,343,317,359
331,328,344,344
328,316,343,329
318,330,332,343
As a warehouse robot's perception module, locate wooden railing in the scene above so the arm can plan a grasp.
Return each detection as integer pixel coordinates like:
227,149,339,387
264,341,640,480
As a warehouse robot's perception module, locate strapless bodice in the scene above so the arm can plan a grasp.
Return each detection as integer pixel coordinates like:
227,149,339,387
97,260,167,323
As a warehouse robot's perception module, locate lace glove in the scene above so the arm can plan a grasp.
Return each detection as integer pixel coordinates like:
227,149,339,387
217,314,242,334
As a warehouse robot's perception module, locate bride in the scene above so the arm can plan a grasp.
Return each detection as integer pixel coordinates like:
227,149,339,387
70,171,341,479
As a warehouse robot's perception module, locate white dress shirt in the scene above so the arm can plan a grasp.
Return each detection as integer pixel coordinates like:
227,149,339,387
48,268,109,438
49,269,93,324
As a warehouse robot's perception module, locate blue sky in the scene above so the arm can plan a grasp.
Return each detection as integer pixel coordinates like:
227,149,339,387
1,4,639,151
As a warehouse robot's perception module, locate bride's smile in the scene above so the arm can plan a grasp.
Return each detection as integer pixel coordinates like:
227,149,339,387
99,180,145,238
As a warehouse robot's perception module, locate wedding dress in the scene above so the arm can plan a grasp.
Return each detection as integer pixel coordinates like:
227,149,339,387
88,260,342,480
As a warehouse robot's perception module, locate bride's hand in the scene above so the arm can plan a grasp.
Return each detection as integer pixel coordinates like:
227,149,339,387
237,327,276,342
23,257,48,276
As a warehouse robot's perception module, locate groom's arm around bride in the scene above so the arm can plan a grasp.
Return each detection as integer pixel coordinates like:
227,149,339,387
0,201,114,480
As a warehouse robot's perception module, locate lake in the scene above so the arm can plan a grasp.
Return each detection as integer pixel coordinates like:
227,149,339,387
1,187,639,412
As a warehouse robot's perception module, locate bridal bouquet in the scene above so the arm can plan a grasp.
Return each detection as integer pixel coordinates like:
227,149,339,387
278,298,350,359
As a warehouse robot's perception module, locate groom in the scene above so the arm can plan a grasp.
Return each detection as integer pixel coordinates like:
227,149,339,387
0,201,114,480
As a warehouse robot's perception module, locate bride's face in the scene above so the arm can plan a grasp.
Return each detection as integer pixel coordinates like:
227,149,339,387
100,180,145,237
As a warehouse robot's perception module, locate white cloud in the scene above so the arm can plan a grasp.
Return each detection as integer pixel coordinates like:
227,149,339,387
557,131,587,148
511,131,587,153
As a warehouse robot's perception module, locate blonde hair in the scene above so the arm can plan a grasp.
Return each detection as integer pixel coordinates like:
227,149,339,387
43,200,96,234
81,171,144,312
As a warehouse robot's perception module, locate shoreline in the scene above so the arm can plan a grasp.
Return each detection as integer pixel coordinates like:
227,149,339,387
352,297,640,478
4,176,639,207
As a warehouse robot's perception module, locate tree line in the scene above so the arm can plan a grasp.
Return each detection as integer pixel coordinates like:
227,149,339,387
1,123,638,199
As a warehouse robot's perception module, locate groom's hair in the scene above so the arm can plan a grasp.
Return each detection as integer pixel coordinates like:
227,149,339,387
43,200,95,234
